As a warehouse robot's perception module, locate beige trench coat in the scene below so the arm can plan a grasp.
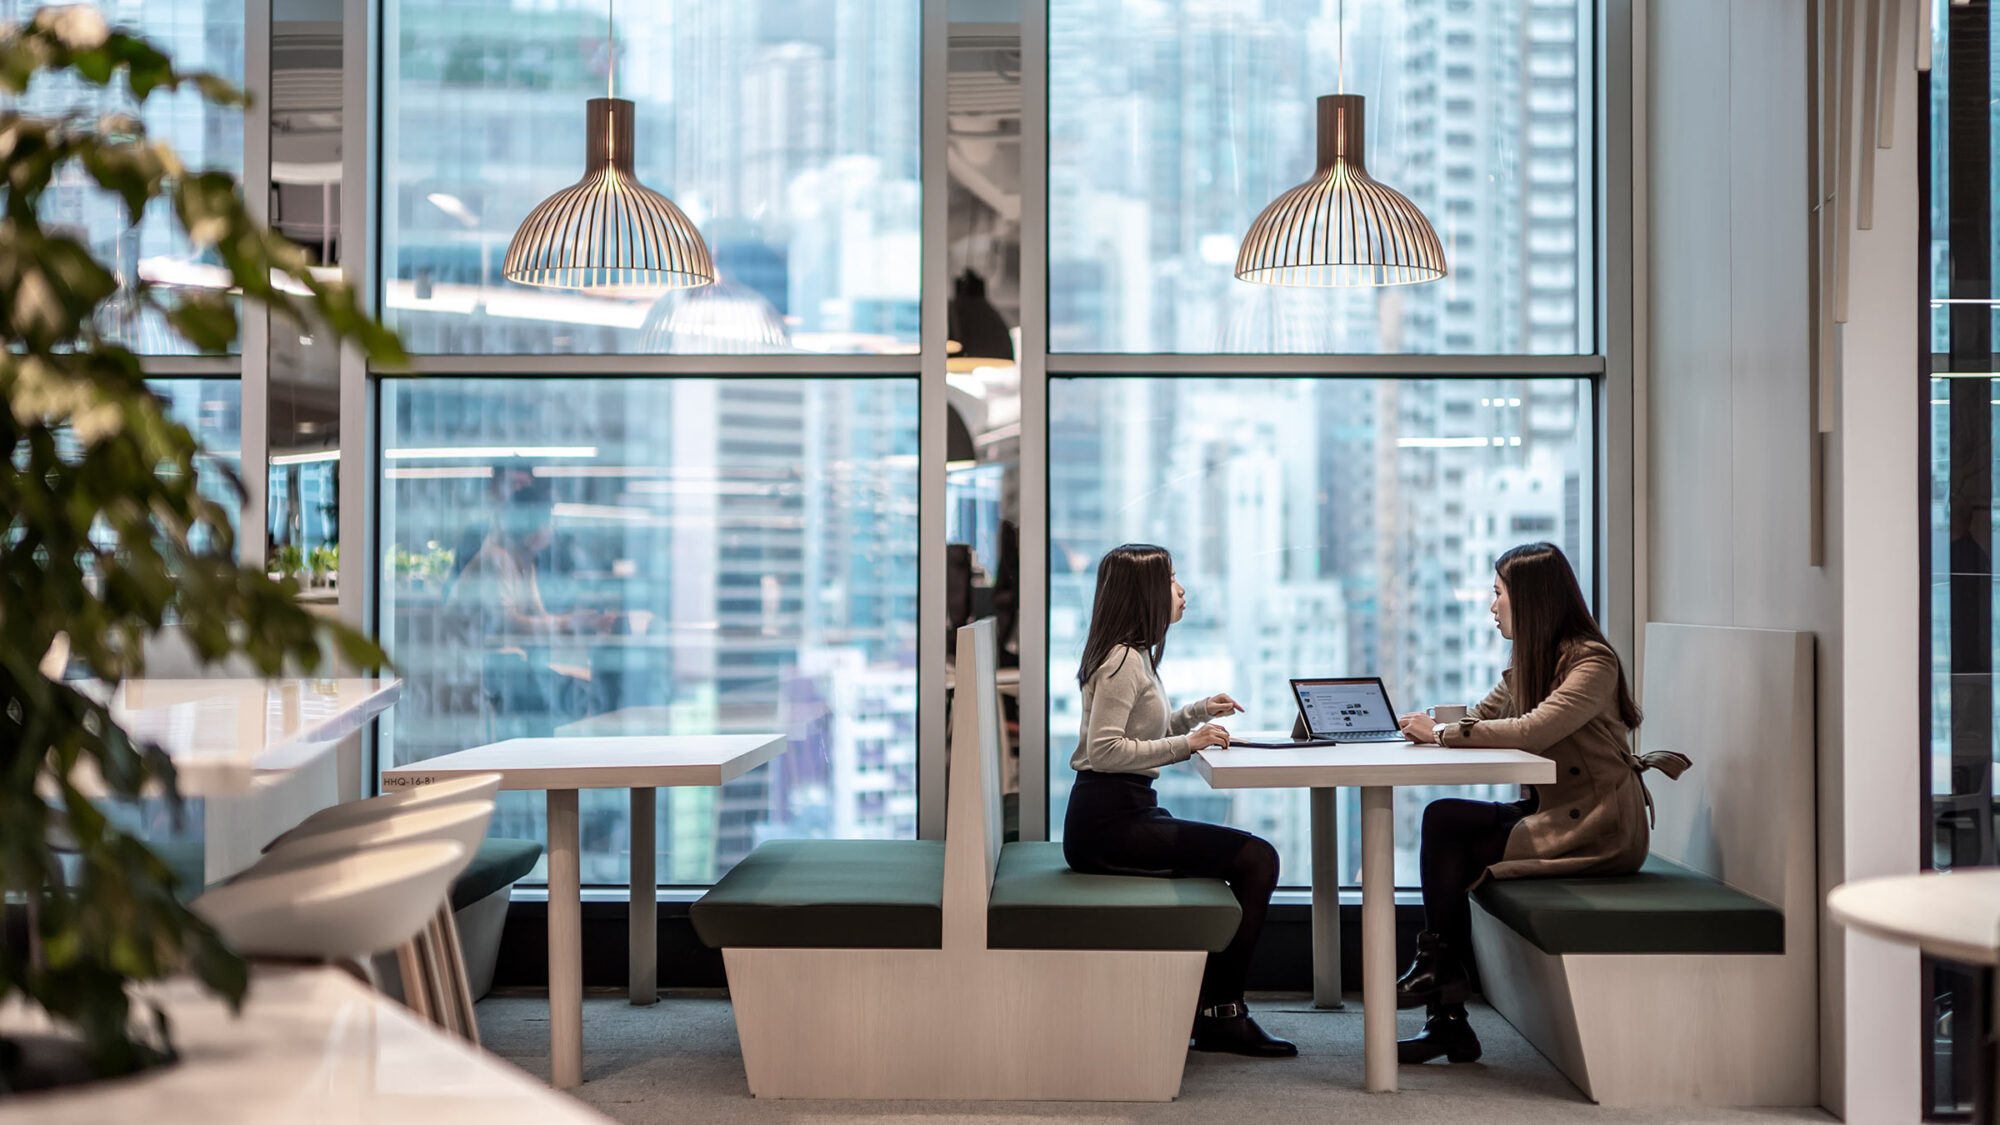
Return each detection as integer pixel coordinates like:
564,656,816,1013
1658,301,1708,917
1437,639,1687,881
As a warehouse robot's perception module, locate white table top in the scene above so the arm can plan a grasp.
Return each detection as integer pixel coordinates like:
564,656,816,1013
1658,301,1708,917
1193,742,1555,789
0,966,611,1124
381,733,787,791
1828,869,2000,967
84,677,401,795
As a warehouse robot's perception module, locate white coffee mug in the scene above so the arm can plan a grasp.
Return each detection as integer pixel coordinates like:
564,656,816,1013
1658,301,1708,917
1427,703,1469,723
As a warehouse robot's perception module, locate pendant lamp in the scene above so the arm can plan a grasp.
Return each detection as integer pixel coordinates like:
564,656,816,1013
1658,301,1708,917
1235,1,1444,288
503,4,713,296
1234,93,1446,288
946,269,1013,372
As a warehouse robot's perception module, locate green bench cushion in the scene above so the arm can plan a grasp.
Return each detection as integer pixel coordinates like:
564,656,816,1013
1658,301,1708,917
451,837,543,912
1472,853,1784,955
690,840,945,949
986,842,1241,952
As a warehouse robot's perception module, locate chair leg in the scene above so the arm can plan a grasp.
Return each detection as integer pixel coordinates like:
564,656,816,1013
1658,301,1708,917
396,940,434,1025
436,900,482,1046
416,917,457,1037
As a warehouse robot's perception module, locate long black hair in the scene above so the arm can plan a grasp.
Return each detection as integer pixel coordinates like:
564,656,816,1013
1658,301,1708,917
1076,544,1176,687
1497,542,1642,729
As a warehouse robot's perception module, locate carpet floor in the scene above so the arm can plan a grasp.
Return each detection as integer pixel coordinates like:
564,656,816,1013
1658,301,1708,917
474,990,1833,1125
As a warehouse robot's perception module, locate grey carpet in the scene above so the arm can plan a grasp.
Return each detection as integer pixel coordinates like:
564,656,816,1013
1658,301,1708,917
474,990,1833,1125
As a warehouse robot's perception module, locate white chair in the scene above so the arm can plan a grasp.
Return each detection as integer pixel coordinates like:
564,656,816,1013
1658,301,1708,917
253,799,495,1043
192,840,469,965
263,773,503,853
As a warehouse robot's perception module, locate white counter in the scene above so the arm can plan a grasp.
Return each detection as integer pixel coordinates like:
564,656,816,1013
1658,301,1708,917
87,677,402,795
0,967,612,1124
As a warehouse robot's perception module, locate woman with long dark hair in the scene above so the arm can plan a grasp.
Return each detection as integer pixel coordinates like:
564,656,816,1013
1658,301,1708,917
1065,544,1295,1058
1390,542,1688,1065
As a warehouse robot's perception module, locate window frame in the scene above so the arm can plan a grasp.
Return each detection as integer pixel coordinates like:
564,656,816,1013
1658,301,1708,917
325,0,1634,892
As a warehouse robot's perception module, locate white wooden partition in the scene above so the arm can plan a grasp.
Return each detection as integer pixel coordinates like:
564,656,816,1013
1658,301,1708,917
1471,623,1818,1106
722,619,1207,1100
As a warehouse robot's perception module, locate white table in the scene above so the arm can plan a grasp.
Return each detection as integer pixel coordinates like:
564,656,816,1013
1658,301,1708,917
86,677,402,795
381,734,787,1089
1194,743,1553,1093
1829,870,2000,1123
0,965,612,1123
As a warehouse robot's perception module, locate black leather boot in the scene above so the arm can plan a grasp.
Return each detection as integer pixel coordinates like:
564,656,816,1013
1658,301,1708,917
1190,1000,1298,1057
1395,930,1470,1010
1398,1002,1482,1064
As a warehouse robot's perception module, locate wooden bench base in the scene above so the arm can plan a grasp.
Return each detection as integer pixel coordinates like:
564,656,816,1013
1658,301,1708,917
723,945,1205,1100
1471,903,1816,1107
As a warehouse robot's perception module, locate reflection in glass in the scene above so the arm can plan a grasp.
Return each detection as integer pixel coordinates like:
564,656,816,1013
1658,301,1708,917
1924,2,1997,1113
266,12,344,599
150,379,245,551
382,0,921,355
380,379,919,885
1047,377,1593,887
0,0,246,355
1049,0,1591,354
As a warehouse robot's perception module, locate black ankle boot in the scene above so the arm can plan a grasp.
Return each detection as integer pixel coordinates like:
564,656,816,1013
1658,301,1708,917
1398,1003,1482,1064
1190,1000,1298,1058
1395,930,1470,1010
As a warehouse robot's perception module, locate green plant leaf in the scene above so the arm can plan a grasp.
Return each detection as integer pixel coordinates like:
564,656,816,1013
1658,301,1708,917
0,15,404,1087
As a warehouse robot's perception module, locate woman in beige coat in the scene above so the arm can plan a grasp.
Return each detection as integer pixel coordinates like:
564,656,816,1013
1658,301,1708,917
1388,542,1688,1065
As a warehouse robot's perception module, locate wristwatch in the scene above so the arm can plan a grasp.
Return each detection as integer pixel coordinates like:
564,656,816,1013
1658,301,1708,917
1431,723,1447,746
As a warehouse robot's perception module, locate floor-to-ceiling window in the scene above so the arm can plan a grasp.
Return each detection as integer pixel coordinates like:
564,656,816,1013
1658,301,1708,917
375,0,923,887
1047,376,1592,883
1925,0,1996,1115
1042,0,1602,886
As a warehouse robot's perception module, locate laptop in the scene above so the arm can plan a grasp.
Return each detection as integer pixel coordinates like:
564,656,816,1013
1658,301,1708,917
1225,676,1410,749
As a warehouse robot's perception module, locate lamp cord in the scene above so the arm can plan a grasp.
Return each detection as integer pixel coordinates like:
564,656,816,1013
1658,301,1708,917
1337,0,1344,94
607,0,615,99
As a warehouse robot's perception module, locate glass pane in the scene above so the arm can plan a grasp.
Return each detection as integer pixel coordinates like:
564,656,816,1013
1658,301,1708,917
0,0,246,355
1048,0,1593,355
1926,0,1999,1113
379,378,919,885
381,0,921,356
149,379,244,551
265,10,344,600
1048,377,1593,887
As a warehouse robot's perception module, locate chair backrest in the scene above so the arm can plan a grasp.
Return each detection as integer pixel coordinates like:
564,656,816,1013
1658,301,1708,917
1640,623,1815,921
941,618,1004,951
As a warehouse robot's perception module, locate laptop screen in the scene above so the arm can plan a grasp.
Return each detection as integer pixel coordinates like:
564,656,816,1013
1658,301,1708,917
1292,678,1399,737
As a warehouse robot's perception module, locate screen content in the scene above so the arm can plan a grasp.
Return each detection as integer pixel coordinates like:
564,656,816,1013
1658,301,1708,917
1295,681,1398,735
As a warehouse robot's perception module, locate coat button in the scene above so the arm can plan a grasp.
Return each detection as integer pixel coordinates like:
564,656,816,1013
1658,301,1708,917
1569,766,1581,776
1569,808,1581,819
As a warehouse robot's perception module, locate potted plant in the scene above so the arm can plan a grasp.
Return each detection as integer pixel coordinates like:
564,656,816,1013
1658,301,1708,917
308,544,338,589
0,7,407,1091
271,542,305,583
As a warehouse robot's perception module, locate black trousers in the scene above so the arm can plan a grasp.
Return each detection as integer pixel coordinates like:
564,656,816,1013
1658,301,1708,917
1418,795,1534,955
1063,770,1279,1007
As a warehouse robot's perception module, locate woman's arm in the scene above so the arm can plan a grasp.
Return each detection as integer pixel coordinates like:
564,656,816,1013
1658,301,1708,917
1441,650,1618,753
1081,652,1192,772
1165,694,1212,735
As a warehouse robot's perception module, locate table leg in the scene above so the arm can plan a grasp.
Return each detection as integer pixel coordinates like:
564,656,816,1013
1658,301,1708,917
629,787,657,1006
547,788,582,1089
1360,785,1395,1093
1310,786,1343,1008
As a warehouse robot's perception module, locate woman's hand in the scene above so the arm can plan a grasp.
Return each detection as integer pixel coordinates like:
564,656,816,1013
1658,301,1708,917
1188,723,1232,751
1397,712,1436,744
1204,693,1243,717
